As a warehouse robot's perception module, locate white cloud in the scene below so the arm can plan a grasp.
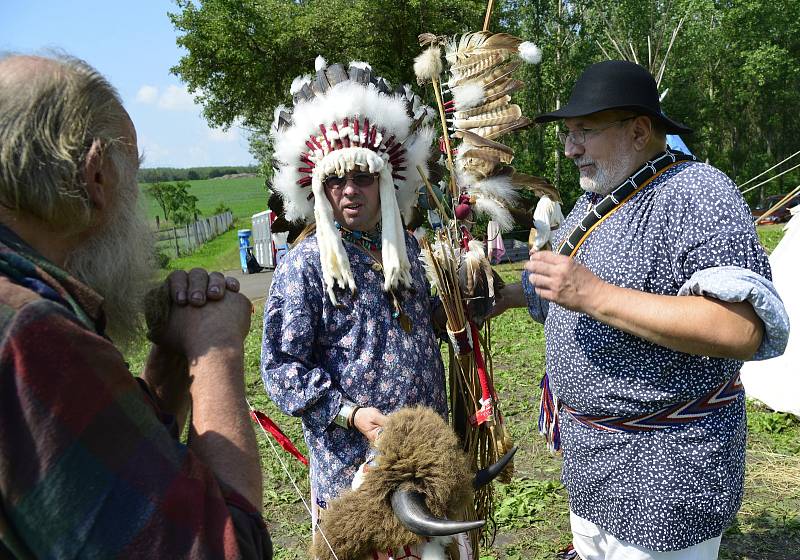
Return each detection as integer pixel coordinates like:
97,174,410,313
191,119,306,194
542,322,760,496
137,136,171,166
157,84,196,111
135,85,159,104
207,126,239,143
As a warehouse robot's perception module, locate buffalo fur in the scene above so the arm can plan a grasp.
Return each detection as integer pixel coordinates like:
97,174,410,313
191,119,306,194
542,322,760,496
311,406,474,560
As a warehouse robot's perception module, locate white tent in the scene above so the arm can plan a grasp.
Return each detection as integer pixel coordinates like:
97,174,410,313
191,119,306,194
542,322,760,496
741,208,800,416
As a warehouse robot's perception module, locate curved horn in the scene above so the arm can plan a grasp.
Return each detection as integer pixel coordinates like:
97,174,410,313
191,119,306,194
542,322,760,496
390,489,485,536
473,446,518,489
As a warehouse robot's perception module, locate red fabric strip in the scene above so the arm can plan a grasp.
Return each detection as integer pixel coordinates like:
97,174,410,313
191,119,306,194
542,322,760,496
250,409,309,466
470,321,491,403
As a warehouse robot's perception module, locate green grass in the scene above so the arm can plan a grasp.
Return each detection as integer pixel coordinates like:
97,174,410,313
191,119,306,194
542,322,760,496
140,176,268,226
140,176,268,271
163,220,245,273
757,224,786,253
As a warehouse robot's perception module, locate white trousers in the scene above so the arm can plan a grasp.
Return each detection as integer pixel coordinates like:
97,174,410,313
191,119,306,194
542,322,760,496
570,512,722,560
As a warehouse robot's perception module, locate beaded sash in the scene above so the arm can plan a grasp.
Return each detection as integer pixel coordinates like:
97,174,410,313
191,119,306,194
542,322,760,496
563,372,744,434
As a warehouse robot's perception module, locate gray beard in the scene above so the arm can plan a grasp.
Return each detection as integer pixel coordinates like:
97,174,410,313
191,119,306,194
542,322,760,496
65,182,155,345
577,149,638,196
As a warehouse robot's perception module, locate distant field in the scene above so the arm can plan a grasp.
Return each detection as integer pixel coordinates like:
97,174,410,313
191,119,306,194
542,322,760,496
139,176,268,225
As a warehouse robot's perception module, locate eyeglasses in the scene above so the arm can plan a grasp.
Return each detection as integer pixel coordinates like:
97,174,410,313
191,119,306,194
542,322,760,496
557,117,635,146
323,172,378,190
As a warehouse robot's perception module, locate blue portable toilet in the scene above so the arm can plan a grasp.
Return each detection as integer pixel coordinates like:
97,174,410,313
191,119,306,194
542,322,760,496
238,229,252,273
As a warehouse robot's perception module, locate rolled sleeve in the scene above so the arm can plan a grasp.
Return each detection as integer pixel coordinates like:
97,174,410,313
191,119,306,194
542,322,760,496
678,265,790,360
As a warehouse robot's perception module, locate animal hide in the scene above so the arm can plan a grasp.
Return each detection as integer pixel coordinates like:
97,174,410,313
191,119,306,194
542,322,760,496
311,407,474,560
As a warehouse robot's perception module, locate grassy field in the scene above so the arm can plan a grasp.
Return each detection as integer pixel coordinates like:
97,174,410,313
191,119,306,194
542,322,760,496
127,223,798,559
139,175,268,271
140,175,268,225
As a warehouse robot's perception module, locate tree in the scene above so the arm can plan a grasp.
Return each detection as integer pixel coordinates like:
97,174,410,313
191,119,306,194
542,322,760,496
170,0,800,215
145,182,173,222
168,181,201,226
144,181,200,225
170,0,488,129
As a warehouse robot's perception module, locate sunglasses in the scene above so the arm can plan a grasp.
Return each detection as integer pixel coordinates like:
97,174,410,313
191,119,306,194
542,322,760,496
323,172,378,190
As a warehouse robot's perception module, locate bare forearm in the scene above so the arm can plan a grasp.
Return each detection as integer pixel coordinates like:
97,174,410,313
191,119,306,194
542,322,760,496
587,283,763,360
141,346,190,431
189,345,263,512
487,282,528,319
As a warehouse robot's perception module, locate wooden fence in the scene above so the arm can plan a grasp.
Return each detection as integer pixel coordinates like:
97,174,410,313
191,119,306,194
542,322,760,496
155,211,234,258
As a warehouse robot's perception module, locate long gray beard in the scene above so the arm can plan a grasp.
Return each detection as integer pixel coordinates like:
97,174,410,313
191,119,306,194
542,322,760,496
65,186,155,345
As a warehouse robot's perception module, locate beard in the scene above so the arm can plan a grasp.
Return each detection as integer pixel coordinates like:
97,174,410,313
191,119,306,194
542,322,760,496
575,146,638,196
65,174,155,345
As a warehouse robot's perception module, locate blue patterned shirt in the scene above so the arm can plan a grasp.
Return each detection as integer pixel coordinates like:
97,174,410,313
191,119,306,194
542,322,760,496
523,161,789,551
261,233,447,507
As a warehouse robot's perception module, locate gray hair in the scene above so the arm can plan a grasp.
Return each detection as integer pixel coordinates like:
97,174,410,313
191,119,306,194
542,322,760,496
0,52,131,231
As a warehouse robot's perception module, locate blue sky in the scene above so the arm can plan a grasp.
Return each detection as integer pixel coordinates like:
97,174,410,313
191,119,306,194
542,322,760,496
1,1,255,169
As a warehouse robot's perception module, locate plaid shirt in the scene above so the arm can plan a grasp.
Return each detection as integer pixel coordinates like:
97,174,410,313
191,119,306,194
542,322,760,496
0,226,271,559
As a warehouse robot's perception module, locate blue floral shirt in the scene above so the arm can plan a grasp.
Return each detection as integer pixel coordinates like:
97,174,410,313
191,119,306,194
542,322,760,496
523,161,789,551
261,233,447,507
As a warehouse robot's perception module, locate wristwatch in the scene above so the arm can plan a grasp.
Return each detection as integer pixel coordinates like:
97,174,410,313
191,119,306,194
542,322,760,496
334,399,361,429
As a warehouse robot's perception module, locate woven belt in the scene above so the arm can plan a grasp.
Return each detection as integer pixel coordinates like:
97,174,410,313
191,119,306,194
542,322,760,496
562,372,744,433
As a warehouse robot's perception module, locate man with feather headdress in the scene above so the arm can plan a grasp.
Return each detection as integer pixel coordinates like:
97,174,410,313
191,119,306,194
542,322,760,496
260,57,481,559
494,60,789,560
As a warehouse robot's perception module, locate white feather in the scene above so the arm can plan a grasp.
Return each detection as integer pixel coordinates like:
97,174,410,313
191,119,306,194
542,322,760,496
271,104,288,135
349,60,372,71
413,46,443,84
419,251,439,291
518,42,542,64
314,55,327,71
467,239,486,258
474,197,514,231
289,75,311,95
379,166,413,291
452,83,485,111
420,537,451,560
470,175,520,205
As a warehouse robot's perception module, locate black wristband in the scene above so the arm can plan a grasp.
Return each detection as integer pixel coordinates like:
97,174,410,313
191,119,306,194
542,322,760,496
348,406,362,429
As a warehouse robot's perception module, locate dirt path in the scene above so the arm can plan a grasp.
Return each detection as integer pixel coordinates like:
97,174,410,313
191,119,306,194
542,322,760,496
224,267,272,303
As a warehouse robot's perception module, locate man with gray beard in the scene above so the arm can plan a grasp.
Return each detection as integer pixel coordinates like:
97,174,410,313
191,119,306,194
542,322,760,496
0,53,272,558
494,61,788,560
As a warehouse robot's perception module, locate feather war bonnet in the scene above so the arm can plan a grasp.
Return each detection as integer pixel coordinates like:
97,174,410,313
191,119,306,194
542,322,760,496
271,58,436,302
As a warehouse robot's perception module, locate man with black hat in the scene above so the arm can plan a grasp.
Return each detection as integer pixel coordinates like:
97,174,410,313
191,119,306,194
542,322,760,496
494,60,789,559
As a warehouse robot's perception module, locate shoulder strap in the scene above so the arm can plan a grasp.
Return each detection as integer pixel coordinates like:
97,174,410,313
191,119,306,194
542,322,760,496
558,150,696,257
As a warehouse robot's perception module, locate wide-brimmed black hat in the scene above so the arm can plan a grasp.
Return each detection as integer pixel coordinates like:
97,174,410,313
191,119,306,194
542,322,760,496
535,60,692,134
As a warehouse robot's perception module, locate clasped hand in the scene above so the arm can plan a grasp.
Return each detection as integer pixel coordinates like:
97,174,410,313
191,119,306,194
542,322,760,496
141,268,252,421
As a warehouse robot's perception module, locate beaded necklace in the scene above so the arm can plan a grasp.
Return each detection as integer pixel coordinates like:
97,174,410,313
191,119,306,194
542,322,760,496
334,221,412,333
335,221,382,252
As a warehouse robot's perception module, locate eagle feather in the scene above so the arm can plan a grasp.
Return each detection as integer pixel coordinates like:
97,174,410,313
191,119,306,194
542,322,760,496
470,116,531,140
454,105,522,130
